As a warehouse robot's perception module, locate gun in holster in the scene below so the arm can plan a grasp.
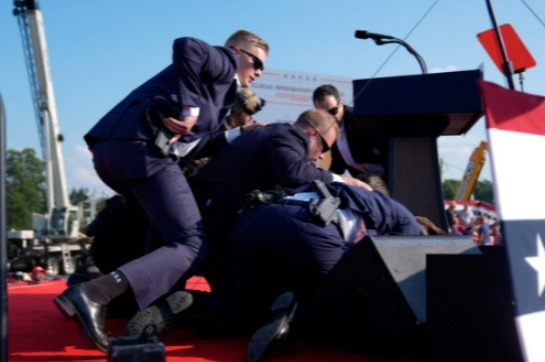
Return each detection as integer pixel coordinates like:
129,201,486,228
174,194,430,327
308,180,341,226
153,110,175,156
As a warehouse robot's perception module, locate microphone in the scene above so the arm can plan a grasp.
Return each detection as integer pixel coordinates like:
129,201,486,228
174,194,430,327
354,29,428,74
354,30,394,40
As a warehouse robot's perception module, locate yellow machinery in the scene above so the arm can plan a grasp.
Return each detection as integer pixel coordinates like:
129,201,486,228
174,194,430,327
455,140,488,201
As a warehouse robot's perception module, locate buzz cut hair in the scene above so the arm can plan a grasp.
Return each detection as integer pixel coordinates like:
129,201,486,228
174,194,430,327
225,29,270,55
295,109,339,138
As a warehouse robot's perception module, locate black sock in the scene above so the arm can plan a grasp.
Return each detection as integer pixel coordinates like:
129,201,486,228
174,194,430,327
81,271,129,305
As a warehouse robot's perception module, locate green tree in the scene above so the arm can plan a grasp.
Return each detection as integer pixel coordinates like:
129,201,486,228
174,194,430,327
442,179,460,200
69,187,90,206
474,180,494,204
441,179,495,205
6,148,46,230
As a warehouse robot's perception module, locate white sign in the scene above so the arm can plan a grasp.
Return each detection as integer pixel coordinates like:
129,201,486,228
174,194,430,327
249,68,352,124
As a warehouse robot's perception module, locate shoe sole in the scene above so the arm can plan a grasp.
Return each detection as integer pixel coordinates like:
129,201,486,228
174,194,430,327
123,291,193,336
247,292,297,362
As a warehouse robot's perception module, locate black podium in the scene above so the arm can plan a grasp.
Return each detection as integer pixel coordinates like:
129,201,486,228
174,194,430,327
352,69,483,230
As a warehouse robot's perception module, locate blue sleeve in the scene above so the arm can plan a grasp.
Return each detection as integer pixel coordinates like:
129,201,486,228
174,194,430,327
268,126,333,188
385,199,423,236
187,130,229,160
331,184,423,236
172,37,237,112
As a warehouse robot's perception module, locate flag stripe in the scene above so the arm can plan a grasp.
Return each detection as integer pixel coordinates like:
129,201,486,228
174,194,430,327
478,80,545,136
480,80,545,362
487,129,545,220
517,312,545,361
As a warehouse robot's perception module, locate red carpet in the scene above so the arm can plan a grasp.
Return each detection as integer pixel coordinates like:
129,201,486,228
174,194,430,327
7,277,390,362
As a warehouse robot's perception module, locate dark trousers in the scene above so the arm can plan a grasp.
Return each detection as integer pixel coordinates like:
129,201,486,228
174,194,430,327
92,139,208,309
230,203,350,328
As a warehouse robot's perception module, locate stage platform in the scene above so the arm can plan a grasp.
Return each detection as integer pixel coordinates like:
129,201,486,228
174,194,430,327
7,277,402,362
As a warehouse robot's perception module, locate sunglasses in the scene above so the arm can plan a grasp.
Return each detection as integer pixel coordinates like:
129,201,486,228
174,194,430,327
318,133,331,153
240,48,264,71
243,108,256,116
327,106,339,116
315,119,338,153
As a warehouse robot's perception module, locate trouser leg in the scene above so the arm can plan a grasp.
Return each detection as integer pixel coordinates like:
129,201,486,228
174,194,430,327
118,164,208,309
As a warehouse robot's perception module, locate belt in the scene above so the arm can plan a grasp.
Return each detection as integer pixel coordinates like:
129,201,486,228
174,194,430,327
281,198,340,226
282,199,313,207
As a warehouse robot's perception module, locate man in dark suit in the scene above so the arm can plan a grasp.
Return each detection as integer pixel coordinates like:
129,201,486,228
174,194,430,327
54,30,269,352
240,181,423,361
234,180,423,325
189,109,371,294
312,84,389,180
122,181,422,355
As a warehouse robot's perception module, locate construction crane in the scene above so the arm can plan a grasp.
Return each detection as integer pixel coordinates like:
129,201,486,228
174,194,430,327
455,140,488,201
9,0,88,275
13,0,79,238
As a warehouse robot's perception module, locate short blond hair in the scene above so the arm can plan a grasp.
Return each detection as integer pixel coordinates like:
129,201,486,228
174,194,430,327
225,29,269,55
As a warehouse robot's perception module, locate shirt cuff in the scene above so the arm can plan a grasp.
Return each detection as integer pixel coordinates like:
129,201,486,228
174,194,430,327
182,107,200,117
225,127,243,143
332,173,344,183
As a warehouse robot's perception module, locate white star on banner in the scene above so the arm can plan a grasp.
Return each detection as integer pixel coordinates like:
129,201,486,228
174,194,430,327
525,234,545,297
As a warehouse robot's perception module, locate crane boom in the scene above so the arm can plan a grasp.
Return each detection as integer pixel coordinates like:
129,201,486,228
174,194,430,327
455,140,488,201
13,0,70,210
13,0,80,239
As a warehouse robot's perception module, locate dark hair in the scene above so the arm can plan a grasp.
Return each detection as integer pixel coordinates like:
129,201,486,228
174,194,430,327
312,84,341,104
356,174,389,196
416,216,446,235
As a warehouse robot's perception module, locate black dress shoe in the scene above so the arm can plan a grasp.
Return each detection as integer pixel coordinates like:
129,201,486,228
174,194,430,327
54,285,109,353
246,292,298,362
123,290,194,337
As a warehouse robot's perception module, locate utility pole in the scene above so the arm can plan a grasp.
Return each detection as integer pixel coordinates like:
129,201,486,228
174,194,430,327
484,0,516,90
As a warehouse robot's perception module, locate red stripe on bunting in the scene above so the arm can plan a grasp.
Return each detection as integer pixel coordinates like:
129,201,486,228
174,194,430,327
478,80,545,136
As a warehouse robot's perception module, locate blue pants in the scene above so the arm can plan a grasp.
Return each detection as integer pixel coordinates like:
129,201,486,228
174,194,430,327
230,203,350,327
92,139,208,308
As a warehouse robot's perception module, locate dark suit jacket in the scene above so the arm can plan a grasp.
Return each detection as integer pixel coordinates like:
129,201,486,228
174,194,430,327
190,123,335,246
84,37,238,154
329,106,389,179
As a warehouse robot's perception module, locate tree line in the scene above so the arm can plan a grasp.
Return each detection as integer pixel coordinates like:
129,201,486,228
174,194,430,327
6,148,107,230
5,148,496,231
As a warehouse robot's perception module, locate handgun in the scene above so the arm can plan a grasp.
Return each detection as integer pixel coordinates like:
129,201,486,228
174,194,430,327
153,111,175,156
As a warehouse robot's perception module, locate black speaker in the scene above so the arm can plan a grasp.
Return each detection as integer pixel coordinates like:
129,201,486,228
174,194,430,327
427,246,523,362
308,235,479,358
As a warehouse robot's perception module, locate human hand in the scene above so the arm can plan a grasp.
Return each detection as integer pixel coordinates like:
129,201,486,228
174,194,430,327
340,176,373,191
162,115,198,144
241,122,267,132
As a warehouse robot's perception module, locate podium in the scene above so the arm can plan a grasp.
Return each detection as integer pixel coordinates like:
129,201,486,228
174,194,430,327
352,69,483,230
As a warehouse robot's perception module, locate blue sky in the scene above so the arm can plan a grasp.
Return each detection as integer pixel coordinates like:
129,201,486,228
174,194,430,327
1,0,544,197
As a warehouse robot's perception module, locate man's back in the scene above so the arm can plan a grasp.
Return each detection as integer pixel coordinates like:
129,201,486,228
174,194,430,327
190,121,335,258
191,122,332,214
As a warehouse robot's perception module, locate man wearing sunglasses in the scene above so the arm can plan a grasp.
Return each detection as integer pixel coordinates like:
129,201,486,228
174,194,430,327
54,30,270,352
185,109,371,291
122,108,372,337
312,84,389,181
220,89,266,130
